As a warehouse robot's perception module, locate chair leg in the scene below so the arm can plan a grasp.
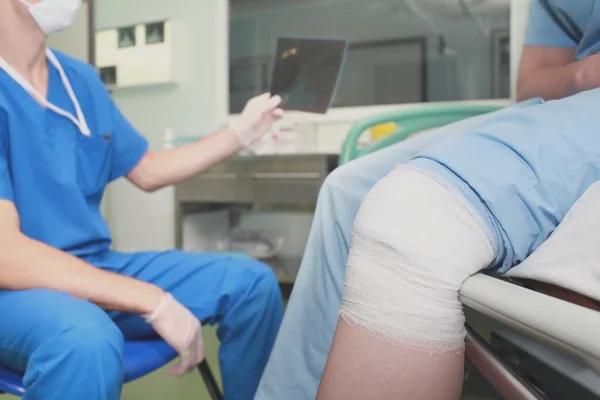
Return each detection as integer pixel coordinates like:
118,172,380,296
197,360,224,400
465,325,548,400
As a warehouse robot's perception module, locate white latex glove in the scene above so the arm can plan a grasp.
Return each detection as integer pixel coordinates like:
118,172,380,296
145,293,204,376
230,93,284,147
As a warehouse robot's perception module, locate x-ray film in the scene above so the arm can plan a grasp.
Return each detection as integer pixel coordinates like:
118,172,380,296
270,37,348,114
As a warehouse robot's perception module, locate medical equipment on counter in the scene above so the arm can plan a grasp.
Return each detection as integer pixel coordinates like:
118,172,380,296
217,227,285,260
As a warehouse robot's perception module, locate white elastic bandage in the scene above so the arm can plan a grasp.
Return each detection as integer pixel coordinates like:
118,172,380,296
340,166,494,353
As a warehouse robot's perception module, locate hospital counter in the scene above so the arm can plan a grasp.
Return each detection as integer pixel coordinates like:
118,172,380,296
174,154,338,290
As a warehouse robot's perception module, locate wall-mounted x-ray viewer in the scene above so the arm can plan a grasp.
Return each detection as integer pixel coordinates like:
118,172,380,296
270,37,349,114
96,20,181,89
117,26,136,49
145,22,166,45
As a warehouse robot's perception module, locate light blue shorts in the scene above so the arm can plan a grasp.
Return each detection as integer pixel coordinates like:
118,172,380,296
409,89,600,273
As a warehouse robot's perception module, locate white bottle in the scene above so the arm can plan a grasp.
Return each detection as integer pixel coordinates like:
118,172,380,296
164,126,174,149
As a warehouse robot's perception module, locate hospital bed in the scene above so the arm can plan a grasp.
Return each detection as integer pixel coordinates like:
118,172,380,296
341,104,600,400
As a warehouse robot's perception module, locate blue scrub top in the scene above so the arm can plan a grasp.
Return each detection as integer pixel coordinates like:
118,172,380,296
525,0,600,59
0,51,148,256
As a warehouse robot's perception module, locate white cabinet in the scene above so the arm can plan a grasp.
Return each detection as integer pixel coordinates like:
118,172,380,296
95,20,181,89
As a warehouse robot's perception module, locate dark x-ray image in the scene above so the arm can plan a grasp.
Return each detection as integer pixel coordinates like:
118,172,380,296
99,66,117,86
146,22,165,45
270,37,348,113
118,26,136,48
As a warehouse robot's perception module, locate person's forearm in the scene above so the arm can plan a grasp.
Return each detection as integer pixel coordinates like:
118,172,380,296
517,56,599,102
0,233,164,314
132,127,242,191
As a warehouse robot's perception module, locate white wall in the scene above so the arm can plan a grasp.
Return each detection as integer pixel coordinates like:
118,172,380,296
97,0,228,251
47,1,90,62
510,0,531,99
95,0,228,146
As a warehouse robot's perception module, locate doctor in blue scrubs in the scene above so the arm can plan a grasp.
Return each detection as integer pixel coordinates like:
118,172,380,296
0,1,284,399
256,1,600,399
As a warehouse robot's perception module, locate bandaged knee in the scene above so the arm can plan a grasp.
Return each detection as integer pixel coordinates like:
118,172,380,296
339,166,494,353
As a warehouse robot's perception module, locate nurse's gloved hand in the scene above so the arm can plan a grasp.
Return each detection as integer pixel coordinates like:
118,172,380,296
145,293,205,376
231,93,284,147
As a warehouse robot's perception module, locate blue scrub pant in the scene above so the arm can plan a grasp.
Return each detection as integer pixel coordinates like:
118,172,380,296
0,250,283,400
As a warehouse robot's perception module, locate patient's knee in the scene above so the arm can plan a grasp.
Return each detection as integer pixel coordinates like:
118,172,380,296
339,166,494,353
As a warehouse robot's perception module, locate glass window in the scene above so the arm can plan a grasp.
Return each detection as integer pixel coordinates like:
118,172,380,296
229,0,511,113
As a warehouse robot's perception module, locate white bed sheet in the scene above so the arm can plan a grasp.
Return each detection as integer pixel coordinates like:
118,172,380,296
504,182,600,302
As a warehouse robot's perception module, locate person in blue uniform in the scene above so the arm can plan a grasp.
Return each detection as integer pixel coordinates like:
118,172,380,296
256,1,600,399
0,1,284,399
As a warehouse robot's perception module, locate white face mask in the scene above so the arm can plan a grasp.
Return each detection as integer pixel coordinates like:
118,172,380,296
19,0,82,36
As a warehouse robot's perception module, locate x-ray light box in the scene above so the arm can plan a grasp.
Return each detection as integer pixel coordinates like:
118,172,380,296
95,20,180,89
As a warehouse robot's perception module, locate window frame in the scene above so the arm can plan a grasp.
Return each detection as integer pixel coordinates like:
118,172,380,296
341,36,429,106
223,0,520,121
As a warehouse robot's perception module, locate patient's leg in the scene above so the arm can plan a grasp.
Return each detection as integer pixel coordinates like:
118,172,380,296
316,166,495,400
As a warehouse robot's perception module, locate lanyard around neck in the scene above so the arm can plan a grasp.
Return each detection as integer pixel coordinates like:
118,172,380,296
0,48,91,136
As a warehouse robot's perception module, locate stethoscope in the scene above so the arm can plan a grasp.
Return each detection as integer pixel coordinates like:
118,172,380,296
0,48,91,137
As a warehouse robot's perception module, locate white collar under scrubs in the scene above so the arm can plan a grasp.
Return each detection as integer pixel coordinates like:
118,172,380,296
0,47,91,136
